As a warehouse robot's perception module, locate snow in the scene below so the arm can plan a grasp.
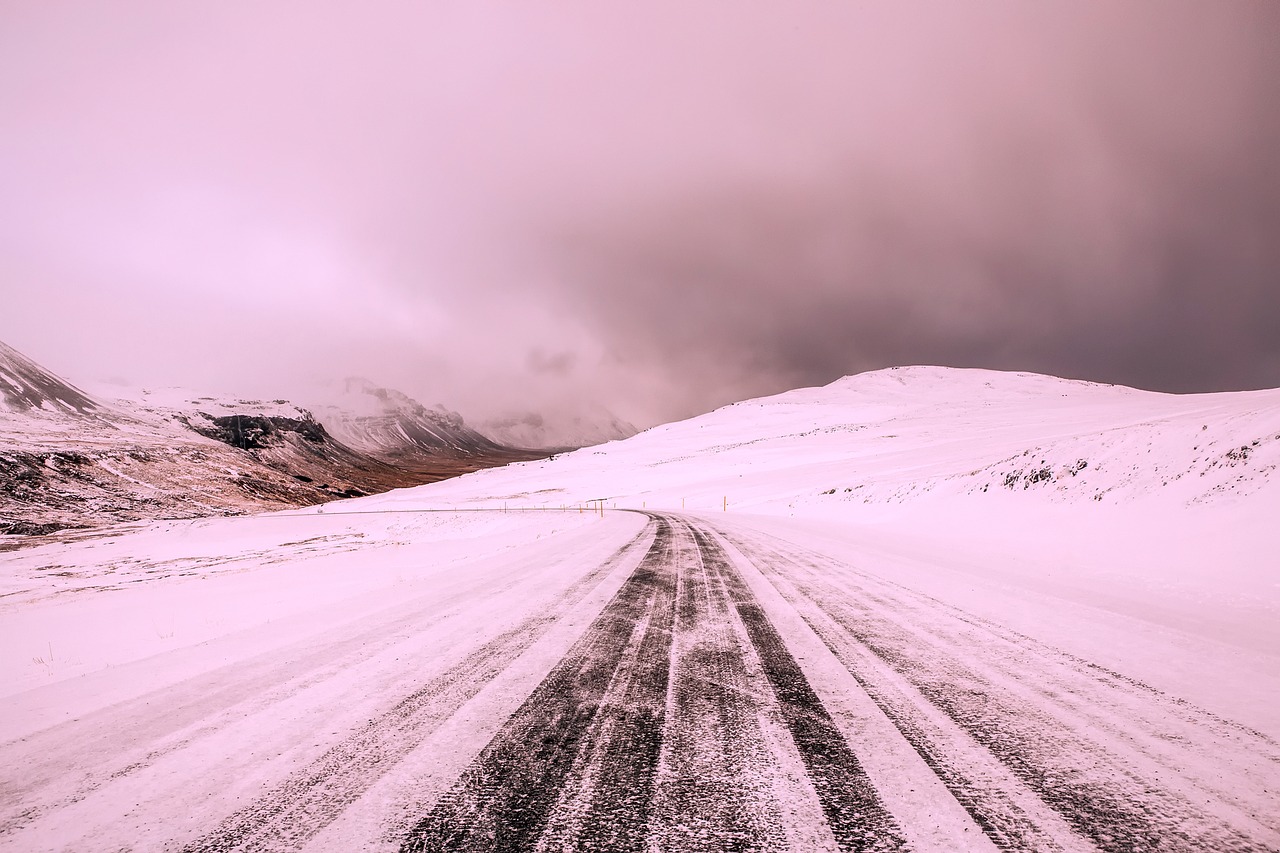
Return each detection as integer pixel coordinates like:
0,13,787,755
1,509,631,741
2,366,1277,848
6,364,1276,718
330,367,1280,728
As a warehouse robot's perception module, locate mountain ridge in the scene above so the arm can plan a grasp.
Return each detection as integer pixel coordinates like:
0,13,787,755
0,339,100,416
0,341,543,536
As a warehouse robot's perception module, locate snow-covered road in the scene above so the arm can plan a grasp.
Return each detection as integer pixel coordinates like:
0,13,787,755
3,509,1275,852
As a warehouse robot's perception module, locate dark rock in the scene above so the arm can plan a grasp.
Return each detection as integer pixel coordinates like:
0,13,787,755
194,414,329,450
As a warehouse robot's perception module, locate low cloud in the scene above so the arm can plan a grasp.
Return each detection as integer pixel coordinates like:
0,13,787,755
526,349,577,377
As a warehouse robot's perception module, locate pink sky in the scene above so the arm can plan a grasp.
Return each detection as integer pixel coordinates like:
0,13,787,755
2,2,1277,424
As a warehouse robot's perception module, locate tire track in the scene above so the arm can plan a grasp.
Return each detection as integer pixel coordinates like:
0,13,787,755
178,520,659,853
643,517,786,852
402,514,908,853
400,517,680,852
715,523,1280,853
0,520,655,851
687,522,908,853
729,547,1093,853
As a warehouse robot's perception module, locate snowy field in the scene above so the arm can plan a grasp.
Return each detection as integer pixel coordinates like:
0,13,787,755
2,367,1278,851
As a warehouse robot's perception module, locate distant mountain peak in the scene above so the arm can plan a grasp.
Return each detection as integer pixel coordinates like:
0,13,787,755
0,340,100,415
309,379,501,459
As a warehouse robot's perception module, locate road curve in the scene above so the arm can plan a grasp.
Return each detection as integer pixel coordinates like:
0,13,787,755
1,511,1276,852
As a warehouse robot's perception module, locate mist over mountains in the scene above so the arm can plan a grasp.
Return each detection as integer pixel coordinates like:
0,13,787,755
5,332,1275,540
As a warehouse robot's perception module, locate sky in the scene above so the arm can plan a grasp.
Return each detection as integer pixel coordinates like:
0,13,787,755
2,2,1278,428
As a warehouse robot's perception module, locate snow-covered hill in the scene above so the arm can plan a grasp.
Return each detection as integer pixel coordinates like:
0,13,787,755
382,365,1280,512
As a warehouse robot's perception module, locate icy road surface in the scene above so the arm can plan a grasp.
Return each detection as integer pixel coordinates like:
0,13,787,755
2,510,1277,852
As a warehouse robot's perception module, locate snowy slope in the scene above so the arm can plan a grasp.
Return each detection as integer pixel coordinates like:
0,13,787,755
358,365,1280,666
374,366,1280,512
0,339,99,415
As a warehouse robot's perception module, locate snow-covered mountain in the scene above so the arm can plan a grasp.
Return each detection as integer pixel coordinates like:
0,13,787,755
0,340,99,416
0,369,383,534
0,342,540,534
310,377,506,460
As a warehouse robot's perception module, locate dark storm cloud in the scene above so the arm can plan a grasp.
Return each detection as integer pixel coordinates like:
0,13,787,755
534,149,1280,414
1,2,1277,427
511,3,1280,417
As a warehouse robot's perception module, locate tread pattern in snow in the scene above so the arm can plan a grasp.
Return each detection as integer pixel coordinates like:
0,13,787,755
401,515,906,853
719,525,1280,853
